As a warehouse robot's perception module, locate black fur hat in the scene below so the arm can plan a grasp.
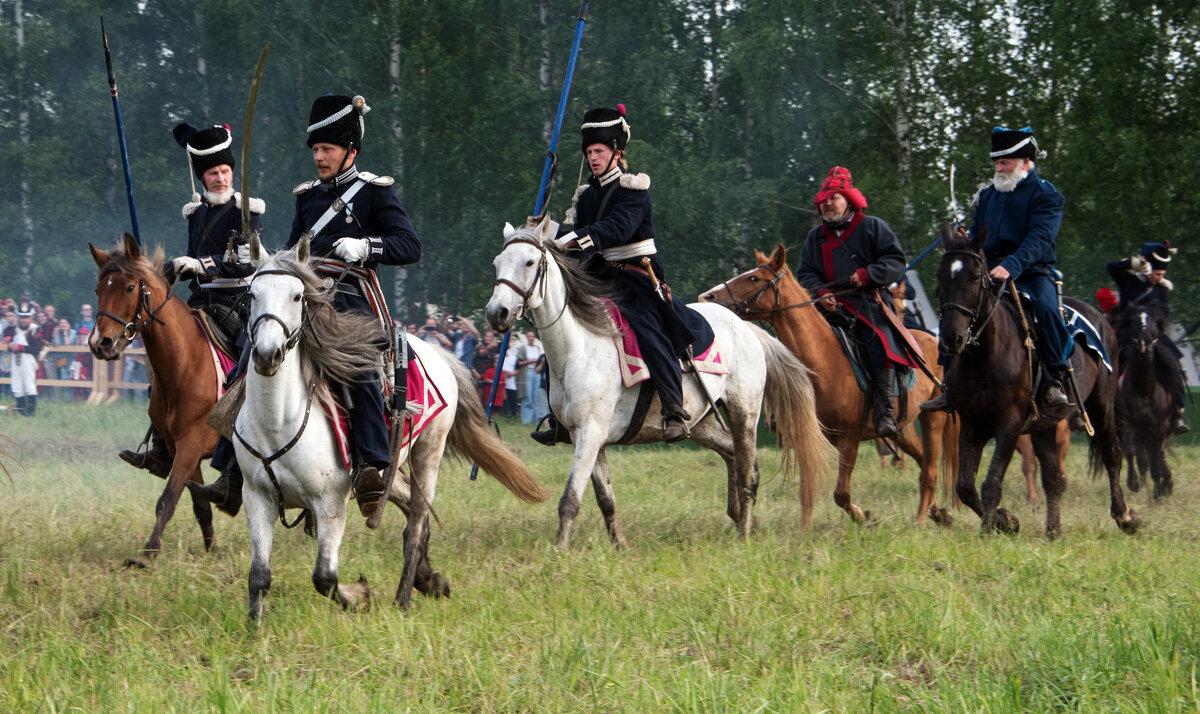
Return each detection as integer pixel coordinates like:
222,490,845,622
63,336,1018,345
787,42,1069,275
173,122,235,178
990,126,1041,160
580,105,630,154
1141,241,1176,270
307,94,370,150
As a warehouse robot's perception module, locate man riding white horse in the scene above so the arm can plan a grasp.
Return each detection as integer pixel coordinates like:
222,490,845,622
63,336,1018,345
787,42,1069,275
191,93,422,520
532,104,712,445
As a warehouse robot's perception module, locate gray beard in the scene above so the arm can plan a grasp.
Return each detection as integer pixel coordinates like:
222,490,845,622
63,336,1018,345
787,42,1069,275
204,188,236,205
992,168,1028,193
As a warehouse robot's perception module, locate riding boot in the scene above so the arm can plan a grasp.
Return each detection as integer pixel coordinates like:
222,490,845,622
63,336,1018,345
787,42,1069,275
530,414,572,446
119,428,172,479
23,395,35,417
1171,408,1191,436
13,396,25,415
1042,371,1070,408
186,462,244,517
871,369,899,438
352,461,387,518
661,406,692,444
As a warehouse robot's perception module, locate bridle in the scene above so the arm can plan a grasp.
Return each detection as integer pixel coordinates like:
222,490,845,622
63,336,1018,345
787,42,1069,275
246,269,308,361
492,236,567,329
96,276,172,343
715,264,788,317
938,249,1006,348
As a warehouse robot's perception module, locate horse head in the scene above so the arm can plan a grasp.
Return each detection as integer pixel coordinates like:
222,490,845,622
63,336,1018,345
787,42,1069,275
935,224,993,357
1117,305,1166,355
87,232,169,360
698,244,790,317
247,245,308,377
486,215,556,333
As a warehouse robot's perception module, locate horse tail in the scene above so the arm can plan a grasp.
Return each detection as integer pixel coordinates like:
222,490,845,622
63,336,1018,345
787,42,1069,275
442,353,552,503
749,324,833,511
939,413,962,507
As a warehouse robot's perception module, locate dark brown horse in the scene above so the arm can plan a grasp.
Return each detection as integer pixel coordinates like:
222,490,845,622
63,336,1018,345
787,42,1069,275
934,226,1139,538
89,234,221,566
700,244,958,526
1114,304,1175,500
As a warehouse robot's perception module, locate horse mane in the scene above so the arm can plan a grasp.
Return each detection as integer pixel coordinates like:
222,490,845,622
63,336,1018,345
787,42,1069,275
97,242,167,286
520,231,617,338
258,248,386,386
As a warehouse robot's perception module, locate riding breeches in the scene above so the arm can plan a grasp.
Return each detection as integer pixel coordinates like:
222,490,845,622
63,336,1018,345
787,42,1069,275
340,375,391,468
1015,271,1070,371
10,354,36,397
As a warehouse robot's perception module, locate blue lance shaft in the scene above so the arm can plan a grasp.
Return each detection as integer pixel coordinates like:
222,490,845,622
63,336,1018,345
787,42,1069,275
472,0,589,481
101,17,141,245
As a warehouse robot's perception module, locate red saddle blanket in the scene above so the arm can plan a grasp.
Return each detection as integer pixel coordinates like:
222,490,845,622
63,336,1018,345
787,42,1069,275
601,299,729,389
193,314,238,400
317,349,448,469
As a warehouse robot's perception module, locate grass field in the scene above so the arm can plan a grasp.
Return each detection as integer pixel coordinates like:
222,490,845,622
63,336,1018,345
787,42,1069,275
0,399,1197,712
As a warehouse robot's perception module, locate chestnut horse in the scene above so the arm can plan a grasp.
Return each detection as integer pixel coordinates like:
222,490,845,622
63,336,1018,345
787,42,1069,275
700,244,957,526
933,226,1139,538
89,234,220,566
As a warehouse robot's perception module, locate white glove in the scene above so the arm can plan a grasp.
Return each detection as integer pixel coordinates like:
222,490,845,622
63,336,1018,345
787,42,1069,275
236,243,252,265
333,237,371,262
556,231,578,248
172,256,203,276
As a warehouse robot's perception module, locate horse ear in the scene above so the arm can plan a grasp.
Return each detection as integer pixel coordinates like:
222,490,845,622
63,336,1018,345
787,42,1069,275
124,233,140,258
971,224,988,252
297,233,310,263
503,222,517,240
250,232,265,266
940,224,955,244
89,242,109,267
768,244,787,270
536,214,556,243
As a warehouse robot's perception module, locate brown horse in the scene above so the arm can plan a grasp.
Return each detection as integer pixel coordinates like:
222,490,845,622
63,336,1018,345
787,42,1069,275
89,234,221,566
1114,304,1176,500
1014,422,1069,511
934,226,1139,538
700,244,957,526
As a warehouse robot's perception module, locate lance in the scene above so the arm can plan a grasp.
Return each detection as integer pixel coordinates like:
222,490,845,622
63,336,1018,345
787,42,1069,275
904,163,962,272
472,0,590,481
100,17,141,245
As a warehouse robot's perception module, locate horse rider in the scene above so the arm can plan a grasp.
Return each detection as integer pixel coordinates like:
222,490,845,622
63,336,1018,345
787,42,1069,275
190,93,421,521
1107,241,1190,434
532,104,710,445
119,122,264,479
796,166,913,438
2,304,46,416
922,126,1072,414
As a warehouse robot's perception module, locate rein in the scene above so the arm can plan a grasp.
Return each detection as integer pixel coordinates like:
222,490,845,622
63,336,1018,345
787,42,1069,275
719,265,854,317
96,277,174,343
247,269,310,360
493,236,568,329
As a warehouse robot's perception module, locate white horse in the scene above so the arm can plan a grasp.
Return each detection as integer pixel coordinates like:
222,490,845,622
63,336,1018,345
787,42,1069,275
235,235,549,619
485,218,832,548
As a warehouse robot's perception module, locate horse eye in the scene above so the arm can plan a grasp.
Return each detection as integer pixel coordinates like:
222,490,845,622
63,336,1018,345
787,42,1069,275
126,284,136,292
293,293,302,302
748,276,759,282
525,259,535,268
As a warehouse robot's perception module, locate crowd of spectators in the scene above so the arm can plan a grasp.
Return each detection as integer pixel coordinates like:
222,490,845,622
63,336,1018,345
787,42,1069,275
398,310,549,423
0,296,148,405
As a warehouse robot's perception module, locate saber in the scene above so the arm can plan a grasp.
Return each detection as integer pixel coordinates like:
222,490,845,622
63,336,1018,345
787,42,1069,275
101,18,141,245
473,0,590,481
239,43,270,239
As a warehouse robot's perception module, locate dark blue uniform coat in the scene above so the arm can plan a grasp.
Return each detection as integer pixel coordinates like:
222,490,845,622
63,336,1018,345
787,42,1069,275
971,168,1071,369
178,191,263,313
284,164,422,469
570,167,711,413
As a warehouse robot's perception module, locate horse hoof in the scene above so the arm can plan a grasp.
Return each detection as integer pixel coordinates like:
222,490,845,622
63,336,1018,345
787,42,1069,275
929,506,953,528
996,508,1020,534
123,558,150,570
863,510,878,525
1118,510,1142,534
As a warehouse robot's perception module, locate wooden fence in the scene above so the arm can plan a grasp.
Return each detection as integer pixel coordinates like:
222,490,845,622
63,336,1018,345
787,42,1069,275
0,345,149,404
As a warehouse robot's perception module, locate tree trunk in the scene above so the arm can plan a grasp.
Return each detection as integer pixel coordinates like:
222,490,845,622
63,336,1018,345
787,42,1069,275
16,0,34,297
389,10,408,319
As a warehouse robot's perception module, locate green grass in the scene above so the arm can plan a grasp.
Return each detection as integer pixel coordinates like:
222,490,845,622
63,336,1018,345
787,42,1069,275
0,400,1197,712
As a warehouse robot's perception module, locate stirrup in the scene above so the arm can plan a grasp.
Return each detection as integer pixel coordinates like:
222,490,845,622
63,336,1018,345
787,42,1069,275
530,415,571,446
919,391,952,413
352,464,386,518
662,414,690,444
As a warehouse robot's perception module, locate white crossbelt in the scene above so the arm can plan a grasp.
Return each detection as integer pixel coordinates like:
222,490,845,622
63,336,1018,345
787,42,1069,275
602,238,657,262
306,179,367,238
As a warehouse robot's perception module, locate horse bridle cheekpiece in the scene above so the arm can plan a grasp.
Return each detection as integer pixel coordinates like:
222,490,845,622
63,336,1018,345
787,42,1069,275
247,269,307,359
96,276,171,343
939,248,1004,347
717,264,787,317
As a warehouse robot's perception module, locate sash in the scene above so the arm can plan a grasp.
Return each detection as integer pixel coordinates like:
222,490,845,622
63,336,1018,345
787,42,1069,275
305,179,368,239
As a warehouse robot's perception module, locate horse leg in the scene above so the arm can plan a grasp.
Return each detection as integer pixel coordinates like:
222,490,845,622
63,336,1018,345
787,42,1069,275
1029,429,1066,539
1016,434,1040,511
694,409,758,537
833,440,870,524
979,429,1020,535
589,450,628,549
312,506,370,612
244,487,275,621
126,437,205,567
1088,392,1141,534
556,431,604,549
896,422,937,524
396,447,441,609
189,468,215,552
955,426,987,519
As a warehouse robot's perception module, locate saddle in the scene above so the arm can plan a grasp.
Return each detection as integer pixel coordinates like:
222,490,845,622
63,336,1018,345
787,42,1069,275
192,306,240,361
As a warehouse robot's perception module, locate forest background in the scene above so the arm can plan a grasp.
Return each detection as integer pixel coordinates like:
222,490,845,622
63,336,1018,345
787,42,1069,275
1,0,1197,325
